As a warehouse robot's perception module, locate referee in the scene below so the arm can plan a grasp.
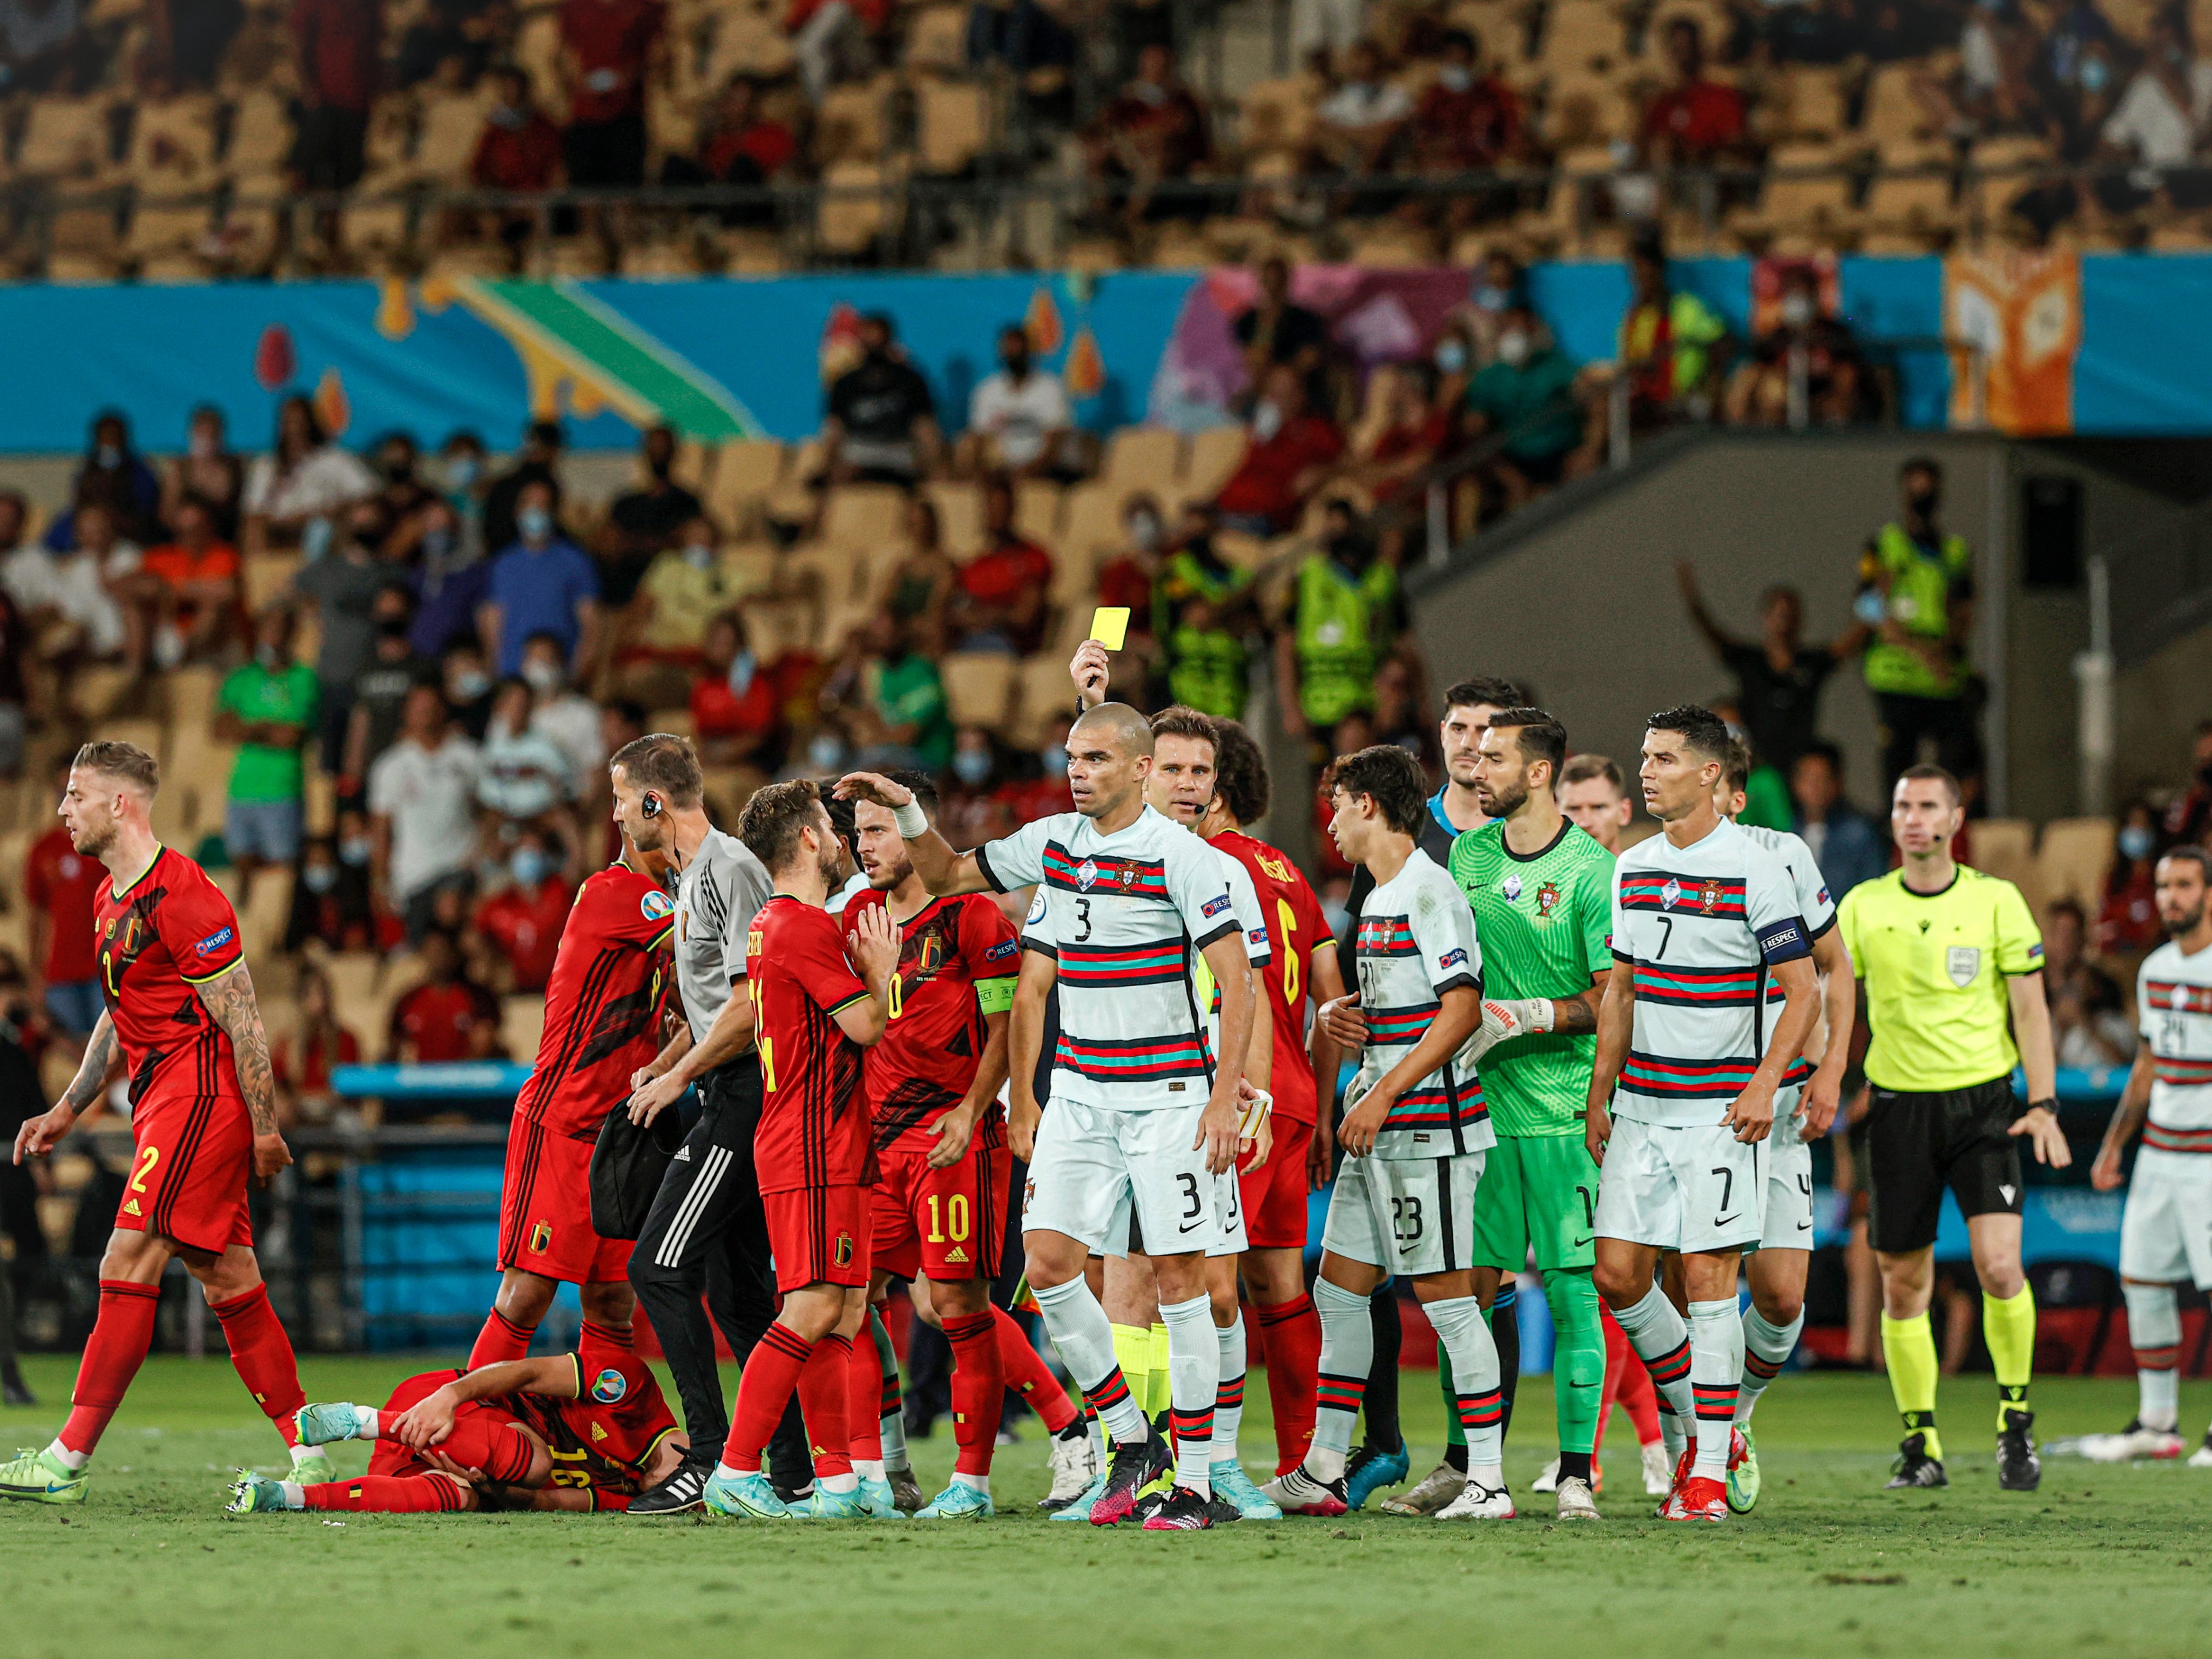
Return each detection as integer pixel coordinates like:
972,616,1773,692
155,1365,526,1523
608,734,806,1513
1836,763,2069,1494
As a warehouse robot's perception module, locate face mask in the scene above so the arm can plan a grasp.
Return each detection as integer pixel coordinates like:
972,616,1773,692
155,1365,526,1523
1435,339,1467,374
1907,487,1939,516
189,429,218,461
1131,80,1166,104
1328,531,1370,571
490,103,525,129
518,507,553,543
2120,825,2155,861
302,517,333,561
382,454,414,483
512,847,554,887
1127,511,1161,550
303,865,338,894
953,749,993,786
447,456,480,489
521,659,562,693
452,669,491,702
1496,330,1531,367
1040,742,1069,777
422,525,455,561
1252,401,1284,442
1437,63,1471,91
376,617,409,641
810,733,846,771
1780,293,1814,327
2081,54,2109,90
1320,896,1350,940
1002,353,1030,377
1474,284,1513,312
255,642,280,667
684,542,714,568
340,837,372,867
96,444,120,468
728,649,756,696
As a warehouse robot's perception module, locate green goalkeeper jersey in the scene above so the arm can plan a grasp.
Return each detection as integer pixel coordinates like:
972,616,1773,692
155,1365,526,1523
1447,819,1615,1137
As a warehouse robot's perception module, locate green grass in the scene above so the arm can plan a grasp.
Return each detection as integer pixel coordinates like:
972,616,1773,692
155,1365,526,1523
4,1354,2210,1659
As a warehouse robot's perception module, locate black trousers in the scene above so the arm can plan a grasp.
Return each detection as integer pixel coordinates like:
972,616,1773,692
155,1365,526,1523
1875,691,1979,797
628,1060,806,1480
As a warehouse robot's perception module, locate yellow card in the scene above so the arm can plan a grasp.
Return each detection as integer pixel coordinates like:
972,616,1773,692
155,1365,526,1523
1088,606,1131,651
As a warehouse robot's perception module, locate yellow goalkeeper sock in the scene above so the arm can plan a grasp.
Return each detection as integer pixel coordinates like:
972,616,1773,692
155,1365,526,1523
1984,1284,2037,1428
1880,1311,1943,1462
1111,1325,1151,1427
1147,1323,1173,1417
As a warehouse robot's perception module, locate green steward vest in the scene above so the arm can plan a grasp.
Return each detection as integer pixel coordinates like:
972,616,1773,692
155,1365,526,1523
1294,554,1397,726
1862,521,1971,699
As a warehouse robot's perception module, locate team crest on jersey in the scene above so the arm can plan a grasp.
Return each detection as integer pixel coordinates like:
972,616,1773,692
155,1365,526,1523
1501,874,1523,903
832,1232,855,1267
641,889,675,922
590,1367,629,1404
530,1221,552,1255
914,930,948,976
1077,858,1100,891
1535,880,1561,918
1697,879,1723,914
1660,879,1683,909
1946,946,1981,987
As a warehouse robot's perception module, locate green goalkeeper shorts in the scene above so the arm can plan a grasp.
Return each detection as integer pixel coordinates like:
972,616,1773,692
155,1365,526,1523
1467,1132,1601,1273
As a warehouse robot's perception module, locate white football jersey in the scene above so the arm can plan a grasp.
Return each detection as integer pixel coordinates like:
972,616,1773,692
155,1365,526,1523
1741,822,1838,1095
1348,848,1488,1159
2139,939,2212,1144
1193,839,1272,1065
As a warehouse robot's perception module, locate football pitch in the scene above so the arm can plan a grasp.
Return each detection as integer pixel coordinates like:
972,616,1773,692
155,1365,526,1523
4,1356,2208,1659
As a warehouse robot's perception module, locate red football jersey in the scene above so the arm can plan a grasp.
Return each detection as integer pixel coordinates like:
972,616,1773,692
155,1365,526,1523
503,1330,679,1499
841,889,1019,1156
514,865,677,1139
1210,830,1332,1126
94,846,245,1102
25,826,103,983
474,880,577,992
747,894,872,1195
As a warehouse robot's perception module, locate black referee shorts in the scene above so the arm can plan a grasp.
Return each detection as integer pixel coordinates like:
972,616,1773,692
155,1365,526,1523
1865,1076,2023,1255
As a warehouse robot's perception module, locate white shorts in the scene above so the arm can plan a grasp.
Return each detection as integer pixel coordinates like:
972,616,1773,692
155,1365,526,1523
1760,1095,1817,1251
1594,1115,1763,1255
1320,1150,1486,1278
2119,1145,2212,1289
1023,1095,1221,1258
1208,1167,1247,1259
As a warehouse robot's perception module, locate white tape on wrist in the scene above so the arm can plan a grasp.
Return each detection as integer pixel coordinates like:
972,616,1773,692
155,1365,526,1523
892,800,929,839
1238,1088,1273,1141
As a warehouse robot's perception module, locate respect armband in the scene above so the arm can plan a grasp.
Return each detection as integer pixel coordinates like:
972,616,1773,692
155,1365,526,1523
975,975,1016,1016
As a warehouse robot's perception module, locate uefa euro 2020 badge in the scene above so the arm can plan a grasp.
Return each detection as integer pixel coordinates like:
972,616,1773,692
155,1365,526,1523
590,1367,629,1405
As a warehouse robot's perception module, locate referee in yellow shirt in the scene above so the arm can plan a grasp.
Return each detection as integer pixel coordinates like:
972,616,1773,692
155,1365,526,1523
1837,764,2069,1494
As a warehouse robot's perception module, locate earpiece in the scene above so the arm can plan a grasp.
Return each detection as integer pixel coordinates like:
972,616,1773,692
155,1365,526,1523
642,792,663,818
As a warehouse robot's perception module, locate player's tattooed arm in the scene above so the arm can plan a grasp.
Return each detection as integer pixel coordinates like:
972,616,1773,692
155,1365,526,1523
195,961,293,1179
1552,977,1604,1035
59,1012,120,1112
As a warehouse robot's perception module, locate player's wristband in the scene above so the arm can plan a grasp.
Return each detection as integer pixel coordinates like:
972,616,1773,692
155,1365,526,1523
892,800,928,839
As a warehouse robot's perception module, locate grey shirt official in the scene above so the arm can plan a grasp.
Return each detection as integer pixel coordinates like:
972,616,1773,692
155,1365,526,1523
673,826,774,1047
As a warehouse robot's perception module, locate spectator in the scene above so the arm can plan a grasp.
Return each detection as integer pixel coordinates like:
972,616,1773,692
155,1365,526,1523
1461,247,1529,362
558,0,664,188
1343,365,1450,505
1214,363,1344,535
1557,752,1634,854
1857,455,1977,790
289,0,381,194
953,475,1054,654
367,432,441,556
62,410,161,548
690,610,780,766
1642,16,1748,164
520,630,603,787
343,584,431,784
1610,235,1729,428
23,756,105,1043
482,478,599,676
242,394,377,555
2161,720,2212,849
284,833,378,953
1273,495,1398,738
941,726,1015,848
1408,29,1520,192
4,500,140,671
601,424,703,610
839,612,954,771
407,497,489,659
880,497,960,657
386,927,503,1063
996,711,1075,825
270,962,360,1128
2088,4,2212,216
822,313,943,487
963,325,1079,480
165,404,245,543
1094,493,1168,679
0,0,94,92
1314,38,1413,176
2044,898,2135,1068
1085,43,1212,224
0,585,24,781
368,681,482,940
1466,304,1588,508
294,500,393,773
1724,267,1871,428
470,62,564,191
441,638,496,739
473,825,575,992
1789,741,1887,902
1676,559,1853,780
1371,646,1439,772
664,76,794,227
213,604,319,903
630,514,758,671
137,494,241,667
394,0,498,85
1154,503,1253,719
477,676,576,826
481,419,564,559
437,428,492,555
1233,255,1330,393
2098,801,2163,957
786,0,883,102
0,492,22,565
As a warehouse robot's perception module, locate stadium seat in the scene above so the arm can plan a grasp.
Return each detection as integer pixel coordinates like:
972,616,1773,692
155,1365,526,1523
1967,817,2040,910
926,480,986,557
905,4,969,72
2037,817,2115,912
1057,481,1128,567
17,96,112,178
1103,427,1180,494
501,995,547,1061
822,484,908,550
414,90,495,183
1863,138,1956,235
240,868,295,961
940,652,1015,730
220,90,293,184
706,439,786,534
916,79,991,176
1013,479,1064,546
1182,424,1249,501
816,161,899,258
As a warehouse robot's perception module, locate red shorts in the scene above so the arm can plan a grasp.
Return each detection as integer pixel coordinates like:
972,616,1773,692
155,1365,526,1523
498,1116,632,1285
1238,1115,1314,1250
763,1184,872,1293
114,1088,253,1254
869,1144,1008,1283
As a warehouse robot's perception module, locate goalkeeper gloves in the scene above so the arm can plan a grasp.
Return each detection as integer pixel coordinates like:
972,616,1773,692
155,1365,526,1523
1455,997,1554,1072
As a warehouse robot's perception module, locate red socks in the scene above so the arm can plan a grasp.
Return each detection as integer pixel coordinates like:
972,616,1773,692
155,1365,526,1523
796,1332,854,1480
942,1311,1004,1477
848,1320,885,1462
208,1284,307,1446
1256,1293,1321,1475
993,1306,1076,1433
305,1475,468,1513
60,1279,161,1457
721,1323,812,1473
467,1309,536,1370
1601,1305,1663,1447
579,1319,635,1351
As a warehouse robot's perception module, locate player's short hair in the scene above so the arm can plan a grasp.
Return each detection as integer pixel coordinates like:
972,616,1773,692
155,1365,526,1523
1487,707,1567,775
2159,844,2212,883
1900,455,1941,482
822,789,857,852
1443,677,1528,717
734,778,825,872
1897,762,1961,806
1321,744,1428,837
1645,704,1731,765
1560,753,1625,798
73,739,159,796
1209,718,1270,826
1796,739,1844,778
1072,701,1154,758
1149,705,1219,757
1721,737,1753,795
884,768,939,818
609,733,704,808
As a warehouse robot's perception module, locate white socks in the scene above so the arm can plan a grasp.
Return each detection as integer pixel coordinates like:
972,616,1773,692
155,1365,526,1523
1033,1275,1149,1444
1307,1277,1373,1481
2124,1279,2183,1431
1426,1293,1504,1491
1688,1299,1742,1481
853,1458,885,1481
1159,1293,1219,1499
1737,1305,1803,1424
1211,1313,1247,1465
47,1439,89,1471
